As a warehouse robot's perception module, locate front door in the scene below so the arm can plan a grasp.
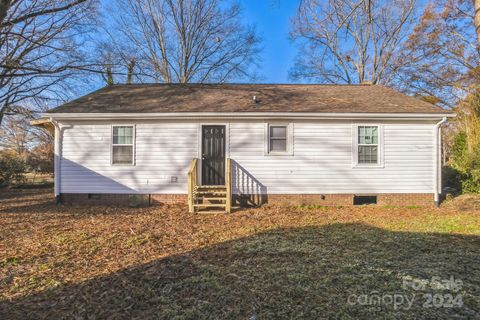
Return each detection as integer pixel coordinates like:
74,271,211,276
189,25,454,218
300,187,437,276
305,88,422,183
201,125,226,185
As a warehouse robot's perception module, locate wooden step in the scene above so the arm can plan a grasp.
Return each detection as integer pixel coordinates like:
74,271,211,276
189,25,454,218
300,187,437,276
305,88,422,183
195,188,226,191
196,210,227,214
196,197,227,201
195,191,226,195
196,185,226,189
193,203,226,208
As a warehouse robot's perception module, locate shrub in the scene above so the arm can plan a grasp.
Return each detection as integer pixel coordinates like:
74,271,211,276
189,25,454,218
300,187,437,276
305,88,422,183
0,152,27,186
448,132,480,194
442,166,462,194
26,146,54,173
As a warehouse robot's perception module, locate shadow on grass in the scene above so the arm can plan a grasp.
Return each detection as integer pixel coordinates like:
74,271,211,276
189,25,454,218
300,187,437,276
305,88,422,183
0,187,51,201
1,223,479,319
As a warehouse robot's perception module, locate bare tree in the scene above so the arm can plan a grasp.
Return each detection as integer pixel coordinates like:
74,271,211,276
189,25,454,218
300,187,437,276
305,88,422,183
0,0,98,126
108,0,261,83
0,113,54,173
290,0,416,84
0,114,34,156
475,0,480,46
94,40,139,86
394,0,480,108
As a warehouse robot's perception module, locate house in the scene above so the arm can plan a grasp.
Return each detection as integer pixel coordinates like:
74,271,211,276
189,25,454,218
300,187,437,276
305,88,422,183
33,84,455,212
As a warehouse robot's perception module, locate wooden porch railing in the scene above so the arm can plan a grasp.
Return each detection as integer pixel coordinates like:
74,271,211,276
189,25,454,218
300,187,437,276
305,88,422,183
187,158,198,213
225,158,232,213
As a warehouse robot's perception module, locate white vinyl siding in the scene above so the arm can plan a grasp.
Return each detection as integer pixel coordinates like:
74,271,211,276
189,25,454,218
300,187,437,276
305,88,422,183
59,119,435,195
60,121,198,194
230,120,434,194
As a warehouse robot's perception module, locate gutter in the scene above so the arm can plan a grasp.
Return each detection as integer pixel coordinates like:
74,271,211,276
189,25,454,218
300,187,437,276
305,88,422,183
49,117,62,205
434,117,448,207
42,112,455,121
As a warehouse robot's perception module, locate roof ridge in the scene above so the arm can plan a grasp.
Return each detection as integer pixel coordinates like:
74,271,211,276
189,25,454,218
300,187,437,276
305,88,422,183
109,83,375,87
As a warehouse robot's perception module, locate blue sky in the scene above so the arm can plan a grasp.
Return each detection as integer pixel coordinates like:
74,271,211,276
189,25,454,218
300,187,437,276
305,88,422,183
240,0,300,83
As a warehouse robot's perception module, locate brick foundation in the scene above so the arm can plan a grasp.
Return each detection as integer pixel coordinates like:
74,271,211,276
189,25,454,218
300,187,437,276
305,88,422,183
150,194,188,205
61,192,434,207
61,193,187,207
264,193,434,207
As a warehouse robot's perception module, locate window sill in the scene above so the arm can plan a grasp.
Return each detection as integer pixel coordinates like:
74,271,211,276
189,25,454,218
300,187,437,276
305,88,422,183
265,152,294,156
352,163,384,169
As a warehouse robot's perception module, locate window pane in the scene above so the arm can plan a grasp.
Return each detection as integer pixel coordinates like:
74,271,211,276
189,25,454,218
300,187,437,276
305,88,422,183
270,139,287,152
358,126,365,144
358,146,378,164
270,126,287,138
113,126,133,144
113,146,133,164
371,126,378,144
358,126,378,145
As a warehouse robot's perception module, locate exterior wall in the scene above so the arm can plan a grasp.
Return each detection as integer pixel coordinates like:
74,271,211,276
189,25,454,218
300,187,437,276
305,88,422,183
229,120,435,195
60,121,198,194
58,119,437,205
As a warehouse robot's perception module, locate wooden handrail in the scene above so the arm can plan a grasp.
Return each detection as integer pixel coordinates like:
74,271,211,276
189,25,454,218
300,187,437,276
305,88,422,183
225,158,232,213
187,158,198,213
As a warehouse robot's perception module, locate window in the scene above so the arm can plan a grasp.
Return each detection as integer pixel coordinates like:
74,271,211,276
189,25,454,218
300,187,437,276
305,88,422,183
357,125,379,164
266,123,292,155
112,125,134,165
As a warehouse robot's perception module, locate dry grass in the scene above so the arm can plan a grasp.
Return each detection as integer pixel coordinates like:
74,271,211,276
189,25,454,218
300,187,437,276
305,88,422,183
1,188,479,319
23,173,53,184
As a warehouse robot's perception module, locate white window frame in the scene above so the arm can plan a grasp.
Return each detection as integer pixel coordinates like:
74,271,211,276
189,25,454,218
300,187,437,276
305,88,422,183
352,124,384,168
111,124,136,166
264,122,293,156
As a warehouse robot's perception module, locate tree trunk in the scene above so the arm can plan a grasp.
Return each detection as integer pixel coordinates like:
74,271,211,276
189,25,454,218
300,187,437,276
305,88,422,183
475,0,480,48
0,0,11,25
127,60,135,84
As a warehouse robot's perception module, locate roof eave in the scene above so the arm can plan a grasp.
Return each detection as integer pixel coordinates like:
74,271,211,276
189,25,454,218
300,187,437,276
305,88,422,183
42,112,455,121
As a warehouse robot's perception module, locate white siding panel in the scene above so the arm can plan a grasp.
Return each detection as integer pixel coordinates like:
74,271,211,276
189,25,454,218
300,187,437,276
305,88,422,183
59,120,435,195
60,122,198,194
229,121,434,194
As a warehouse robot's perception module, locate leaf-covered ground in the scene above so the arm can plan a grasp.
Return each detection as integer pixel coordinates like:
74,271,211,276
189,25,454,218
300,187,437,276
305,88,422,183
1,187,479,319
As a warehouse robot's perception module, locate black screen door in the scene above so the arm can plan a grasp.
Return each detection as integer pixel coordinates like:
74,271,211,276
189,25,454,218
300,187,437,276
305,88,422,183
202,125,226,185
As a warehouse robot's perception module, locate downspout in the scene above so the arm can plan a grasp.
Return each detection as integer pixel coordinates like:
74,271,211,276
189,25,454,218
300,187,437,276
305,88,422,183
50,117,62,205
434,117,448,207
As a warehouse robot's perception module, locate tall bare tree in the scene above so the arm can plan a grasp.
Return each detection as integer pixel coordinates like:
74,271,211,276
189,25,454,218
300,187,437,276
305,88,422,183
474,0,480,46
0,0,98,126
290,0,416,84
394,0,480,108
0,114,32,155
108,0,261,83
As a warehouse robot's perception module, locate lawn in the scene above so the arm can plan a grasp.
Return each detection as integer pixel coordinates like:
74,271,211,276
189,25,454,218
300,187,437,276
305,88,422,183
1,188,479,319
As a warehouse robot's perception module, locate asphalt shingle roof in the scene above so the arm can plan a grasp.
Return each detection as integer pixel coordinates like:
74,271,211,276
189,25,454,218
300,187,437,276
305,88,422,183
48,84,451,114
